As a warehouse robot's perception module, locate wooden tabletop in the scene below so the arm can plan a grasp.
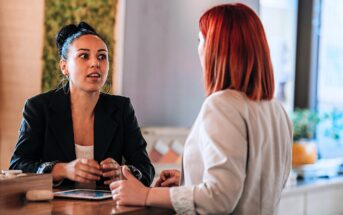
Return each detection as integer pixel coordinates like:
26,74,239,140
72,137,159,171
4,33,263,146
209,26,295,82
0,175,175,215
1,198,175,215
0,183,175,215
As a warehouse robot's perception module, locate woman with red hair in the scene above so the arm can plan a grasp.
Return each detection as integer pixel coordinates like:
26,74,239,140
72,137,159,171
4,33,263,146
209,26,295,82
110,3,292,214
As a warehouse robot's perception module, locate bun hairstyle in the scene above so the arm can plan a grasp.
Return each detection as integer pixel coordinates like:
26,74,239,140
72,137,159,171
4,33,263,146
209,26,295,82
56,21,107,59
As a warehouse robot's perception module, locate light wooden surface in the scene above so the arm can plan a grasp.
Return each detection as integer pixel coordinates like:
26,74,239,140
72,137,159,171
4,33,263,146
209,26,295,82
0,180,175,215
0,174,52,208
0,197,175,215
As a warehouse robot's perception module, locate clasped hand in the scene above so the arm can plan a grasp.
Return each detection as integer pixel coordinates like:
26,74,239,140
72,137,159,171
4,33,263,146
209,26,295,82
154,169,180,187
54,157,121,185
109,168,181,206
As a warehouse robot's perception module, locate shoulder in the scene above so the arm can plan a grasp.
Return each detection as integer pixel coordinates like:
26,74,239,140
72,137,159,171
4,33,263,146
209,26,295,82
24,89,61,109
199,90,248,132
201,89,247,117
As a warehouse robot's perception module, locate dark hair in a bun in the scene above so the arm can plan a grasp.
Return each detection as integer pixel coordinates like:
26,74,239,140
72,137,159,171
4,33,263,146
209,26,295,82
56,21,107,59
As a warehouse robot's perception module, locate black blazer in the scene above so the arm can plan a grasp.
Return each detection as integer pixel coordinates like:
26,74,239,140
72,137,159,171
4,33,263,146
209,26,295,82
10,87,154,186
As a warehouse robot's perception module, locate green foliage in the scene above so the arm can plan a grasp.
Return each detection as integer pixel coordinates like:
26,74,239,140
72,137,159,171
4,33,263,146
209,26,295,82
323,109,343,141
291,108,323,141
42,0,117,92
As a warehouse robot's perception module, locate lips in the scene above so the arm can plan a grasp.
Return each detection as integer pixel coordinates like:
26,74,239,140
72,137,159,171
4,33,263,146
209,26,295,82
87,72,101,78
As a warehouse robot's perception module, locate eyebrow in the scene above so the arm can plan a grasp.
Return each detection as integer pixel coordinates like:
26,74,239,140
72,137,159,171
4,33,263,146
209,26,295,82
77,48,108,52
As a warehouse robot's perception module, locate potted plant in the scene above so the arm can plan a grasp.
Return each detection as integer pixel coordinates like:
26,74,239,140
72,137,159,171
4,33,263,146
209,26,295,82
291,108,321,166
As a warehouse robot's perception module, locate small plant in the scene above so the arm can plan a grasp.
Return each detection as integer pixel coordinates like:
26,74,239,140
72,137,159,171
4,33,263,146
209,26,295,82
291,108,322,141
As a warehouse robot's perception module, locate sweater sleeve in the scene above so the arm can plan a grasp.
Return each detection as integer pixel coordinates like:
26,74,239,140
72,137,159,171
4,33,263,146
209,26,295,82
170,186,196,215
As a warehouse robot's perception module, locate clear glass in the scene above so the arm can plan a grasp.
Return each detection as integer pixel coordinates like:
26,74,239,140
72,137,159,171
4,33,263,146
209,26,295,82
260,0,298,113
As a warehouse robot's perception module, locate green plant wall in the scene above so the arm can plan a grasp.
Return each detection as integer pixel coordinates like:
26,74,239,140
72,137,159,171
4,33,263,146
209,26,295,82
42,0,117,92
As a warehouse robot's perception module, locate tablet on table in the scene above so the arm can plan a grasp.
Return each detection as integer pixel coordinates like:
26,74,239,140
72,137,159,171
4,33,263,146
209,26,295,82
54,189,112,200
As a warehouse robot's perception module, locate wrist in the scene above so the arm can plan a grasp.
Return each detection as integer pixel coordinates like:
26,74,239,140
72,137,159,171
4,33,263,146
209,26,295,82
52,163,66,182
144,187,151,206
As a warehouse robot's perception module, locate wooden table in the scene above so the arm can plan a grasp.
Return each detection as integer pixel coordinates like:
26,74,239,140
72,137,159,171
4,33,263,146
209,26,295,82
0,198,175,215
0,183,175,215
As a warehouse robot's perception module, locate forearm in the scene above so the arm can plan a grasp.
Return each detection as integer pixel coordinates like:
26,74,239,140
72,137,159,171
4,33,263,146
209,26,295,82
146,187,173,209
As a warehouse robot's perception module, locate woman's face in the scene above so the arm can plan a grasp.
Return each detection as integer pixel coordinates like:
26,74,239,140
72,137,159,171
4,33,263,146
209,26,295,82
60,34,109,94
198,31,205,69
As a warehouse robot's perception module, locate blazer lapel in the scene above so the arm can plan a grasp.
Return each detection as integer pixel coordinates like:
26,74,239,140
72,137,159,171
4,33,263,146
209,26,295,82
94,95,118,162
49,88,76,161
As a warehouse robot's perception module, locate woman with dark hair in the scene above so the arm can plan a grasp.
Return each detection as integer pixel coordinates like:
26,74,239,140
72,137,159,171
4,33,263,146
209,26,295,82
10,22,154,187
110,3,292,214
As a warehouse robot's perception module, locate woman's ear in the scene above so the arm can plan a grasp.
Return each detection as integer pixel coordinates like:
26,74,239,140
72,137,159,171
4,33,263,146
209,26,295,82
59,59,68,76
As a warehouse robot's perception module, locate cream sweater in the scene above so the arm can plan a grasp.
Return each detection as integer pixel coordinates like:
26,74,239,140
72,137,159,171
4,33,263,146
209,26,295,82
170,89,292,215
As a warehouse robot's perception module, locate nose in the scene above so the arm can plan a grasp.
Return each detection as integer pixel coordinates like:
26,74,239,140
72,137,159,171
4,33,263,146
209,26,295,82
90,60,100,68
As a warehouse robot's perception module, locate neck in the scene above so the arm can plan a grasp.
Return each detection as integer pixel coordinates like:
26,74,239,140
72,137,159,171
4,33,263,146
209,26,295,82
70,88,100,118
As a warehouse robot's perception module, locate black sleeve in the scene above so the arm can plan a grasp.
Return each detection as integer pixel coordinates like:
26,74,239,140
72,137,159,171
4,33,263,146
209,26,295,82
122,99,155,186
9,99,47,172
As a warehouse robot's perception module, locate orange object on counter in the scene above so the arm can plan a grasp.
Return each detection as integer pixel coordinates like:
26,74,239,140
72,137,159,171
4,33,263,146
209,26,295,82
292,141,317,166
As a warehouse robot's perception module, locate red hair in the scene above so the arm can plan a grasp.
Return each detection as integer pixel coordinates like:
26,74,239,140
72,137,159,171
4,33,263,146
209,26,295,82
199,3,274,100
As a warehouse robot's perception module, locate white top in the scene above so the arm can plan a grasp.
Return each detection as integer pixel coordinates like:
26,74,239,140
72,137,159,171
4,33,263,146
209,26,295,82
170,89,292,215
75,144,94,160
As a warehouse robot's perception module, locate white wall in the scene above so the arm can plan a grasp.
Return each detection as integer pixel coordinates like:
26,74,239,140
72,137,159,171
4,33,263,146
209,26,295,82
121,0,259,127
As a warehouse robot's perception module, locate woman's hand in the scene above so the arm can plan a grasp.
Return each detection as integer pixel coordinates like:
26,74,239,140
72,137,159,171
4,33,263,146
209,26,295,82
154,169,181,187
100,157,122,185
110,166,150,206
52,158,102,183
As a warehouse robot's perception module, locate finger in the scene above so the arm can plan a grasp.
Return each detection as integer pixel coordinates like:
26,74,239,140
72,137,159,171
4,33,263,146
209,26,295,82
76,169,100,181
100,157,118,165
159,171,168,181
102,170,116,178
112,193,124,205
78,163,102,176
80,158,100,168
160,170,173,180
110,180,121,190
101,162,120,171
154,179,162,187
74,175,93,184
100,157,113,165
102,169,121,178
121,166,135,181
161,177,179,187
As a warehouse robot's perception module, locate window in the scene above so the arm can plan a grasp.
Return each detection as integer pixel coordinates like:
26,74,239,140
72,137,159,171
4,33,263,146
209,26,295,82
316,0,343,158
260,0,298,113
